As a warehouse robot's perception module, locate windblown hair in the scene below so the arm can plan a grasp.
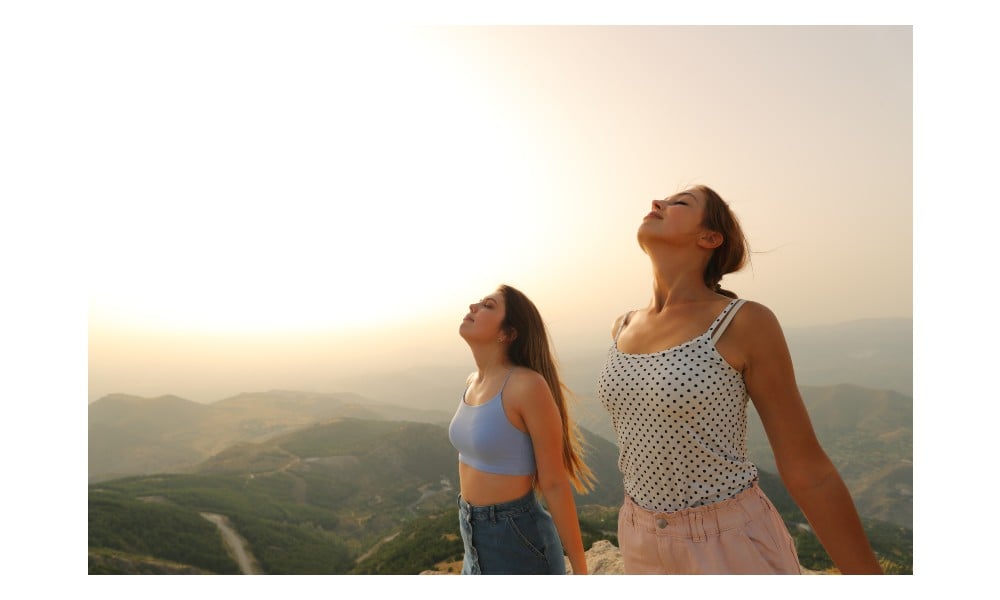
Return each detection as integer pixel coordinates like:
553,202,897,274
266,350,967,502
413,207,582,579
693,185,750,299
497,284,596,493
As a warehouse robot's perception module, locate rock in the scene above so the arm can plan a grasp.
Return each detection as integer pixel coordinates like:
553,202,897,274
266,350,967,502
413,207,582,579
569,540,624,574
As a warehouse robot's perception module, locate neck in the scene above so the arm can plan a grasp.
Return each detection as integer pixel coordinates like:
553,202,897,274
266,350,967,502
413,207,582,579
645,245,715,311
467,342,512,379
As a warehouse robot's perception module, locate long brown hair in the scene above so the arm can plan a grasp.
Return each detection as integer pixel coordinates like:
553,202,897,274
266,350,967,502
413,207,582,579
694,185,750,299
497,284,595,493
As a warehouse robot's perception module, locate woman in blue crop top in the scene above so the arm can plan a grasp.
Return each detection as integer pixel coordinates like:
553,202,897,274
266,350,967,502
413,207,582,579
449,284,594,575
598,185,882,574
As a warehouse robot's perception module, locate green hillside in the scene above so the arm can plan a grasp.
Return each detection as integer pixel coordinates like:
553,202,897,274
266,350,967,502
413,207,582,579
89,416,910,574
90,419,461,573
754,470,912,574
89,490,240,574
87,417,622,574
747,384,913,527
89,390,453,482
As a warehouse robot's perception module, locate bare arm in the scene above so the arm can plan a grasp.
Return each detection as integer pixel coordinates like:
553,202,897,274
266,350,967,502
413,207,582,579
737,303,882,574
514,372,588,574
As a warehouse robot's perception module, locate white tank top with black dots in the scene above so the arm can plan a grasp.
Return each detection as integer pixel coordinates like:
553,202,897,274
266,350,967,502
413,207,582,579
598,298,757,513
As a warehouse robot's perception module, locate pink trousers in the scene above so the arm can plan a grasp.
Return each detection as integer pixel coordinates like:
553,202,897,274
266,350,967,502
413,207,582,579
617,482,802,574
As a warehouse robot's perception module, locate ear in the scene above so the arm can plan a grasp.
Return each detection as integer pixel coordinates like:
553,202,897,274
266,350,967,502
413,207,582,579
506,328,518,343
698,230,723,249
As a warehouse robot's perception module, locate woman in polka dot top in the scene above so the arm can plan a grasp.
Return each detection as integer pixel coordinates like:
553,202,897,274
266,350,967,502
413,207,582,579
597,185,882,574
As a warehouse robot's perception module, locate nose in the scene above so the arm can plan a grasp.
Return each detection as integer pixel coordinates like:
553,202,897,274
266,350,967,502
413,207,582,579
651,199,664,210
469,302,478,312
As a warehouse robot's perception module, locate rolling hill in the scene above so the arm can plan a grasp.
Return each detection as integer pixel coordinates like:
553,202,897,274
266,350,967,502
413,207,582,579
89,417,621,574
88,314,913,574
89,416,910,574
89,390,452,482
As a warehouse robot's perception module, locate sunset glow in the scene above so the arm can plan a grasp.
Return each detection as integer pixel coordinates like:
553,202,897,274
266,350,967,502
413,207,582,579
81,23,914,403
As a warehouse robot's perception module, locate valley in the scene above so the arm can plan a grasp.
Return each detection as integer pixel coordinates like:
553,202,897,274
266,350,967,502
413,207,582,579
89,410,911,574
88,317,913,574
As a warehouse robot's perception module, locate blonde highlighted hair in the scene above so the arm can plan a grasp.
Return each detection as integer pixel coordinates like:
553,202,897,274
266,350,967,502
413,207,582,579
497,284,596,493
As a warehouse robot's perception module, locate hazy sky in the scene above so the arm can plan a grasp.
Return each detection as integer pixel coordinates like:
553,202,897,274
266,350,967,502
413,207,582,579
92,24,912,324
80,23,912,401
88,25,912,332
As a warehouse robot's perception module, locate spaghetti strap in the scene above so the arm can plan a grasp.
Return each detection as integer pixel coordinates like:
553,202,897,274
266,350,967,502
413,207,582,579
498,367,515,393
710,299,747,344
614,311,635,342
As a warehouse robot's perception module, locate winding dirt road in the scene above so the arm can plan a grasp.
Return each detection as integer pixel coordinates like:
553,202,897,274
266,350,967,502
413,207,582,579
201,512,263,574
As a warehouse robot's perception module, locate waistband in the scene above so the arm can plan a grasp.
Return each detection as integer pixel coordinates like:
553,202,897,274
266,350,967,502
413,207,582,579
458,490,540,521
623,481,769,539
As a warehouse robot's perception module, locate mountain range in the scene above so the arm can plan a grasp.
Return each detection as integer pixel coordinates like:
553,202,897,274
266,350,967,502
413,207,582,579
89,413,910,574
153,317,911,416
89,390,453,483
90,384,913,530
88,316,912,573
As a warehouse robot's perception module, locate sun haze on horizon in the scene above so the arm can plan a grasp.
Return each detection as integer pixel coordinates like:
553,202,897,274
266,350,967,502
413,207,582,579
86,24,912,402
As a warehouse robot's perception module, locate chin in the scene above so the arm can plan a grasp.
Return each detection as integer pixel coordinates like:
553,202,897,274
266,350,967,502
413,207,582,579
636,229,651,250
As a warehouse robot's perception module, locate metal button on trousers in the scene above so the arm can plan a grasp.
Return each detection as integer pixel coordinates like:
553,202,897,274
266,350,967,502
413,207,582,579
656,518,668,528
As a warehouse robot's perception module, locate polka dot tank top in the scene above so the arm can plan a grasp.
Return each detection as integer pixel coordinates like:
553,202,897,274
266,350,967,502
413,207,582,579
598,299,757,513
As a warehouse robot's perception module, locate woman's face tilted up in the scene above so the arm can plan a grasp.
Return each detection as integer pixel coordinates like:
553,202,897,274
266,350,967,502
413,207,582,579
459,291,508,344
636,188,715,251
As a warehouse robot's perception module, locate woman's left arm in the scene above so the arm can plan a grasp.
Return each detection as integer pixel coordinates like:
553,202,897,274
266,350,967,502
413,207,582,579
515,372,588,574
736,302,883,574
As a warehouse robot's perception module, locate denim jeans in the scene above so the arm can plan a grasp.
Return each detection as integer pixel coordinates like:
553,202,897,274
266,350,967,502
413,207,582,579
458,490,566,575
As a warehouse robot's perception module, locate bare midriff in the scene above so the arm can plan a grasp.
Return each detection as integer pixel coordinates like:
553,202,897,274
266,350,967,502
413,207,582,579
458,462,535,506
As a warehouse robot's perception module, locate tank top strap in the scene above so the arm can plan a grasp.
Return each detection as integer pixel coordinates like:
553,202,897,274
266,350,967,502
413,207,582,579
498,367,515,394
709,299,747,344
614,311,635,342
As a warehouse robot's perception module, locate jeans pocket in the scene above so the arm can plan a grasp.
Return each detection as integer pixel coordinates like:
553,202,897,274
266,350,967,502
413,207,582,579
506,513,547,559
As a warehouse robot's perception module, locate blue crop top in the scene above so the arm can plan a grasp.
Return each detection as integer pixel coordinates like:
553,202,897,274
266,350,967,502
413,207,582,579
448,370,537,476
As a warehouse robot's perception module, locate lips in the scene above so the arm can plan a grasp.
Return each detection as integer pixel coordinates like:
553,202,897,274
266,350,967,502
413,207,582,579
644,211,662,220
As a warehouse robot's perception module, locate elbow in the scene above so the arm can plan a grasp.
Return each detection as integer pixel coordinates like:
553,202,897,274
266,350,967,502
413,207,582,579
536,473,573,498
775,453,840,496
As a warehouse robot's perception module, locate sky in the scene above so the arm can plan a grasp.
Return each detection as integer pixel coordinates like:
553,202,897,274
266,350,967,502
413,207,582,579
75,22,914,402
4,1,998,592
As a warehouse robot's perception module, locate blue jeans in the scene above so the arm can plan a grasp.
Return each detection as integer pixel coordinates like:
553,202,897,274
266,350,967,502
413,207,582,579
458,490,566,575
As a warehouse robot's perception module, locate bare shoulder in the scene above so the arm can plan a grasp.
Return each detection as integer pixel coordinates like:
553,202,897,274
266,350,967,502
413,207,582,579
733,300,781,327
727,300,789,348
503,367,554,411
506,366,550,395
712,301,787,373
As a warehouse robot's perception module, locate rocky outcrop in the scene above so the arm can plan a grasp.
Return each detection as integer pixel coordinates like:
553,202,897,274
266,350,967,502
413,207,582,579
570,540,624,574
